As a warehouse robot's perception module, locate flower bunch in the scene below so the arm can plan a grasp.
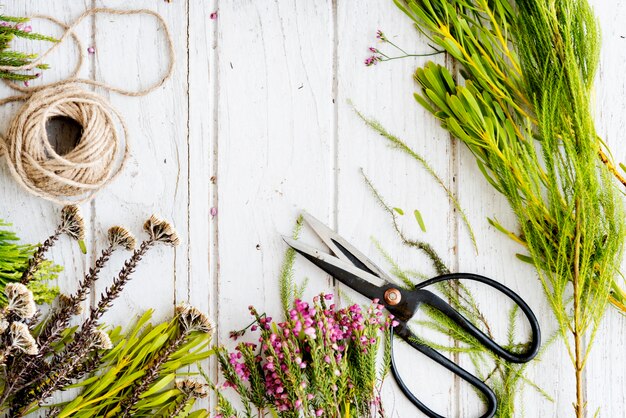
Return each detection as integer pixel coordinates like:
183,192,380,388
0,206,205,417
215,293,391,418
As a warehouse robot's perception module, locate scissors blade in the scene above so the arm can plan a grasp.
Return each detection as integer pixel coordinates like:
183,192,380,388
283,236,386,301
300,211,395,283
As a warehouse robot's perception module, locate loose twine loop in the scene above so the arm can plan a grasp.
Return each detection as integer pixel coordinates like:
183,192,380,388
0,8,174,204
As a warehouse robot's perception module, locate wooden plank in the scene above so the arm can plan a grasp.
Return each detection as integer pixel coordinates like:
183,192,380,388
336,1,459,415
188,0,216,411
214,0,335,385
91,0,188,325
586,1,626,416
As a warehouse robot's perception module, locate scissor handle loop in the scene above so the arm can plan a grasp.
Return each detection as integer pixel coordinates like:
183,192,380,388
414,273,541,363
390,324,497,418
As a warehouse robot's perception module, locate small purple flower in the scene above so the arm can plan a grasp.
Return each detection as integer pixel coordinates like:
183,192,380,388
23,25,32,33
364,56,378,66
15,23,23,30
210,11,218,20
88,46,95,54
210,206,218,217
369,47,378,53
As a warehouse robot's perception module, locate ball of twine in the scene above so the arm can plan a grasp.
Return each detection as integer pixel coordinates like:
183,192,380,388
1,84,127,203
0,8,174,204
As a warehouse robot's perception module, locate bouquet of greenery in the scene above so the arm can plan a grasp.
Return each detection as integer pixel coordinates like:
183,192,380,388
362,0,625,415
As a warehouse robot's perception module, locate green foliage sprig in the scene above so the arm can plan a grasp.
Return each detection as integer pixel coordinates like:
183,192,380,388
0,14,56,81
0,220,60,305
54,309,212,418
384,1,626,415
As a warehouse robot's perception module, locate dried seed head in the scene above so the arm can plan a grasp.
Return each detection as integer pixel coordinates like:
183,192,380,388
91,329,113,350
0,313,8,334
58,294,83,316
60,205,85,241
176,303,213,334
107,226,136,251
10,322,38,355
5,283,36,319
143,215,180,246
175,378,208,399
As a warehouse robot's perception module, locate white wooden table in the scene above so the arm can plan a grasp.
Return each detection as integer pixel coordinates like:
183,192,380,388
0,1,624,416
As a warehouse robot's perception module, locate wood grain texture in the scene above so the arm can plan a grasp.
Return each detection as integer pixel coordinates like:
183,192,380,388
0,0,624,416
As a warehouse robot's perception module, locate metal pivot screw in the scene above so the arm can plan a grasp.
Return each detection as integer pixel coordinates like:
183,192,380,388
384,288,401,306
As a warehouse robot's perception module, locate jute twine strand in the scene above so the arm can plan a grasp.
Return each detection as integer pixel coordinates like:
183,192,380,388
0,8,174,204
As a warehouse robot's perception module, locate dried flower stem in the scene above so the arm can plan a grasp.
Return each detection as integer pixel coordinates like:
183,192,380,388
38,246,114,349
40,240,155,396
168,396,191,417
19,226,61,285
120,330,188,417
5,244,118,402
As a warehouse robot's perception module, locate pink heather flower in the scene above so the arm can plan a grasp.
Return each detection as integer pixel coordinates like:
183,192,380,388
303,327,316,338
251,325,257,331
369,47,377,53
324,355,331,364
324,293,333,300
88,46,95,54
295,399,302,409
316,409,324,416
35,73,41,78
210,11,218,20
15,23,23,30
23,80,29,87
392,320,399,327
23,25,32,33
210,207,218,217
307,393,314,400
0,22,8,27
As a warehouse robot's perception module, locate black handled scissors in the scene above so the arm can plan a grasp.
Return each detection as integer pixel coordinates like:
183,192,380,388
283,212,541,418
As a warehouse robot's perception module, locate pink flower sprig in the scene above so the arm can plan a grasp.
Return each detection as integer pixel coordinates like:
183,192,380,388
365,29,444,66
216,293,391,416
